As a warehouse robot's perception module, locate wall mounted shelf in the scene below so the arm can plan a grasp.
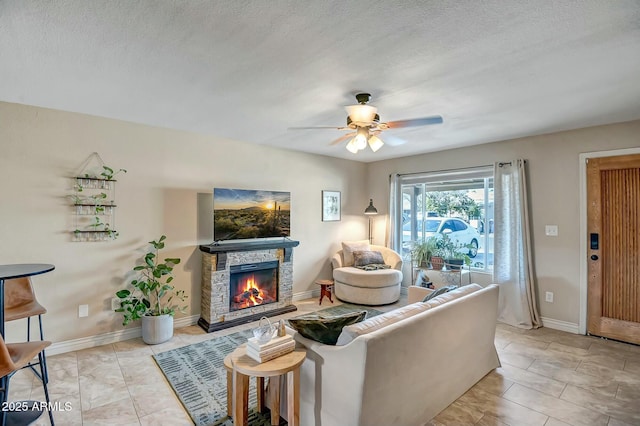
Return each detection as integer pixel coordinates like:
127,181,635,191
70,153,125,242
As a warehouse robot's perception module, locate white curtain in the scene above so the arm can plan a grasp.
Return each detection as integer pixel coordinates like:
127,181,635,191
386,173,400,251
493,159,541,329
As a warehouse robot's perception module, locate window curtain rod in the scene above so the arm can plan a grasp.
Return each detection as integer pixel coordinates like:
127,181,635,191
391,163,494,178
498,160,528,167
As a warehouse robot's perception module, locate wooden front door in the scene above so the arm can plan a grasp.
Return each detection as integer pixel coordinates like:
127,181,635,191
587,153,640,344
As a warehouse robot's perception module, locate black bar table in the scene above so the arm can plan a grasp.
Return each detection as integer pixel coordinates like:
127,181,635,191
0,263,54,426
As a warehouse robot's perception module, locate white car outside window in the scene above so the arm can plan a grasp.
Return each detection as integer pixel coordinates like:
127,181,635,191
403,217,480,257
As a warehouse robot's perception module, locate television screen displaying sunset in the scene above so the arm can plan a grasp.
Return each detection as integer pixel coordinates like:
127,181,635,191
213,188,291,240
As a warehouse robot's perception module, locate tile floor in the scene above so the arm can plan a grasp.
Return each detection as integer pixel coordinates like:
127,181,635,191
9,296,640,426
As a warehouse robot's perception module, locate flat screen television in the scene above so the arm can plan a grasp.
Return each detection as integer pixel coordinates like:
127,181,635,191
213,188,291,241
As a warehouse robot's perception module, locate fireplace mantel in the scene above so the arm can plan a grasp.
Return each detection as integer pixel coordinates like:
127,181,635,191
199,239,300,269
199,238,300,253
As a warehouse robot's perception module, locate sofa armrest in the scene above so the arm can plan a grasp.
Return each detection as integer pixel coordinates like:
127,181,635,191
407,285,434,303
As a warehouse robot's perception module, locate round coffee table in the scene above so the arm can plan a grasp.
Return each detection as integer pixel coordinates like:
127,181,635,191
314,279,334,305
229,346,306,426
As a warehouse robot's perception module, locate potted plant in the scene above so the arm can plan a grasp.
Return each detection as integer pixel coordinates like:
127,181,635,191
114,235,187,344
430,237,447,271
439,233,471,271
409,237,438,268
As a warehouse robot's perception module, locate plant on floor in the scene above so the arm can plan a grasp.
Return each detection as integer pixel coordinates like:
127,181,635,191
114,235,187,326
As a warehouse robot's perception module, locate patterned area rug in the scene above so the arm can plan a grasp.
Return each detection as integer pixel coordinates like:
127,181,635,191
153,303,382,426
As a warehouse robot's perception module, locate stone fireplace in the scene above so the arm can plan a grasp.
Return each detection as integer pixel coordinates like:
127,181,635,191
198,239,299,332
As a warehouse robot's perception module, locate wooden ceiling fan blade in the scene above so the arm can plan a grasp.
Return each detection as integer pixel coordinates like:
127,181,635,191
385,115,443,128
329,133,355,145
288,126,347,130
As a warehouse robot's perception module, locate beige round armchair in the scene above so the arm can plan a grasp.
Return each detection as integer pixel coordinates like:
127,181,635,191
331,243,403,305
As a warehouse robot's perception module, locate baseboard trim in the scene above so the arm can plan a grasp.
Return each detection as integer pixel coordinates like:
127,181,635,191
47,314,200,356
541,317,580,334
48,291,323,356
292,289,319,301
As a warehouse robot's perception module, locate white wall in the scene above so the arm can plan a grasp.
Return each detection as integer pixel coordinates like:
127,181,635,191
0,101,368,345
366,120,640,327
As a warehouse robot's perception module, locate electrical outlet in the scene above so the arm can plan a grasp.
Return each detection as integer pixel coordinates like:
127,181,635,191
78,304,89,317
545,225,559,236
111,297,121,310
545,291,554,303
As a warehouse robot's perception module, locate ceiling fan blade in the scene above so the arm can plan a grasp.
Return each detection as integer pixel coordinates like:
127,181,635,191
329,133,355,145
385,115,443,128
288,126,348,130
382,134,408,146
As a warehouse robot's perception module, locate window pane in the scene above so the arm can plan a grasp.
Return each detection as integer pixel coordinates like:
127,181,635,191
398,169,493,272
425,219,440,232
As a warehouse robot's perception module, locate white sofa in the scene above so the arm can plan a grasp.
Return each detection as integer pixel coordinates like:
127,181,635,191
331,244,403,305
285,283,500,426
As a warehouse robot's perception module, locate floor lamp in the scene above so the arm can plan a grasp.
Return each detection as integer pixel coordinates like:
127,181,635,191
364,199,378,243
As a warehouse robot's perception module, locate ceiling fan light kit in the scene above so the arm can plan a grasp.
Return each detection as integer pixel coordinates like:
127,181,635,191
354,127,369,150
346,104,378,125
291,92,443,154
367,135,384,152
346,139,359,154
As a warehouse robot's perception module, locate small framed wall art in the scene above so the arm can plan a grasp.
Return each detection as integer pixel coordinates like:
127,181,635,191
322,190,341,221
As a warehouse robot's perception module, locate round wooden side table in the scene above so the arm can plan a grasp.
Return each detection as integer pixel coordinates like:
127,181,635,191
229,346,306,426
314,279,334,305
223,346,265,419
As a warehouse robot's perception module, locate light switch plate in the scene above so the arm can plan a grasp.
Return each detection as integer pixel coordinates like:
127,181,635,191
545,225,558,236
78,304,89,317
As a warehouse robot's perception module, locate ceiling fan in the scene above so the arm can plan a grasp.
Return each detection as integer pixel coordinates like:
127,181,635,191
290,93,443,153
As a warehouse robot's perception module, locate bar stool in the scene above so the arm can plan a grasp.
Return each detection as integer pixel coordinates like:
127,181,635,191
4,277,49,383
0,335,54,425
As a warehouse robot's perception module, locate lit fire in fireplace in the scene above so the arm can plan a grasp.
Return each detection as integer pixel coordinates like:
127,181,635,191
232,275,265,308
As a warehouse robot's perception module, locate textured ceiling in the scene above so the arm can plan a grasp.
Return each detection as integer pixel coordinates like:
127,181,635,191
1,0,639,162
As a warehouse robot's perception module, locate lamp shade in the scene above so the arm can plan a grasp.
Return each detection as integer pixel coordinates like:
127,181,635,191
354,129,368,150
364,199,378,215
346,104,377,124
367,135,384,152
346,138,359,153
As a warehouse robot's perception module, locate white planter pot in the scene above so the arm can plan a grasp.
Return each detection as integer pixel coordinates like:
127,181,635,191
142,314,173,345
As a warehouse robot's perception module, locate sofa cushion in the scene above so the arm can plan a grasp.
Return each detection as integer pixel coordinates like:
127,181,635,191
333,267,402,288
287,311,368,345
335,302,430,346
335,284,484,346
422,285,458,302
422,284,483,307
353,250,385,267
341,240,371,266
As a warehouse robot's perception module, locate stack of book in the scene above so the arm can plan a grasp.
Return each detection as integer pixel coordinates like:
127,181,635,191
246,334,295,363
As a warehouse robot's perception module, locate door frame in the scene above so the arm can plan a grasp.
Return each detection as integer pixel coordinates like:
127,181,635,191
578,147,640,335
